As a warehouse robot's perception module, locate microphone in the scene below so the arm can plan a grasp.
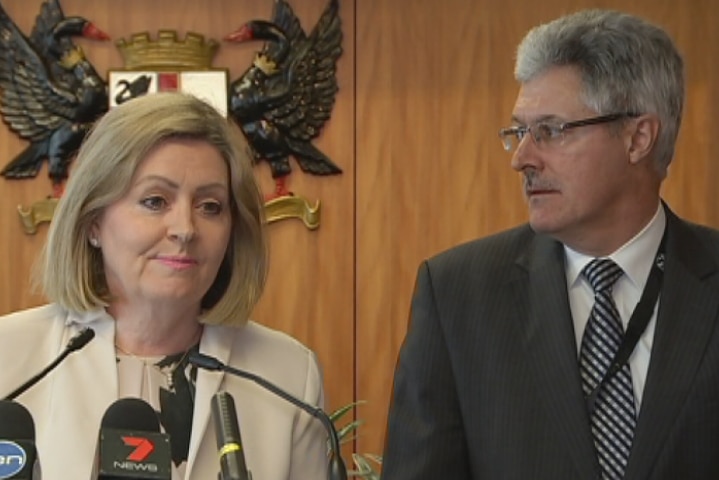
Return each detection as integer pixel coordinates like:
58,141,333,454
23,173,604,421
3,327,95,401
211,392,251,480
97,398,171,480
0,400,39,479
189,351,348,480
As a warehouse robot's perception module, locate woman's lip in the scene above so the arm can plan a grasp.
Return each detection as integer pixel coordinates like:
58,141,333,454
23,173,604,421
155,256,198,268
156,255,196,262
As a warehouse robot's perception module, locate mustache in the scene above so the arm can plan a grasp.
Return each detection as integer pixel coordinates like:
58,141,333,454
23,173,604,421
522,171,558,192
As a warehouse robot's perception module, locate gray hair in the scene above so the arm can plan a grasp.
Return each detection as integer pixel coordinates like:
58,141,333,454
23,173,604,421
39,92,268,327
515,10,684,173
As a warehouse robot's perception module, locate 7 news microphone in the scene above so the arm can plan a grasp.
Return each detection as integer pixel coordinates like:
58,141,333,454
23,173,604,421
189,351,348,480
97,397,171,480
3,327,96,401
0,401,40,480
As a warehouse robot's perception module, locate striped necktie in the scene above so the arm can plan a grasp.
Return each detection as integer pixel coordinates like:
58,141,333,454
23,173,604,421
579,258,636,479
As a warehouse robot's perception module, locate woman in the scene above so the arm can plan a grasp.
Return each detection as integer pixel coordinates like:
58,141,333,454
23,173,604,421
0,93,328,480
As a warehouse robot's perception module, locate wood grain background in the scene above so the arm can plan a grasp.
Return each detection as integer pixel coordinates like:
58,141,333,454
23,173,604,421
0,0,716,465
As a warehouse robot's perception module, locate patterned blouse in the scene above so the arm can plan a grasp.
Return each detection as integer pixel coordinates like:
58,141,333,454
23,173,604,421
115,343,199,480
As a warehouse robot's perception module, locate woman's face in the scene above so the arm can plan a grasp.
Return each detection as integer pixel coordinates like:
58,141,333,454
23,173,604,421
92,138,232,312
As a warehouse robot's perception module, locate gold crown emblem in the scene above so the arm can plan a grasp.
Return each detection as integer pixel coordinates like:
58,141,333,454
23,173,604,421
59,46,86,69
253,53,278,75
115,30,219,71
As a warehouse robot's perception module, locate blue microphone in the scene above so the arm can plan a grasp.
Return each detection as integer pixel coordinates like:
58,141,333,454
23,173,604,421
0,400,40,480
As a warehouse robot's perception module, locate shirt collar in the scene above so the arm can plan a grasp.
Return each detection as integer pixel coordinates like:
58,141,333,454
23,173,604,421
565,203,666,291
65,307,114,326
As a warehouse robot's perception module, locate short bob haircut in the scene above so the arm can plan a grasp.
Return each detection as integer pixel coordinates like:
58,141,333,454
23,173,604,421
514,9,684,177
39,92,268,326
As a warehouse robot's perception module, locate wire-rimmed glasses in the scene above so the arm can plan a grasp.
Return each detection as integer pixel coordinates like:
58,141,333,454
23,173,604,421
498,112,640,152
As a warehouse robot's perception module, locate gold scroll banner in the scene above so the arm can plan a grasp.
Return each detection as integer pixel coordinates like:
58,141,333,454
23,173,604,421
17,195,320,235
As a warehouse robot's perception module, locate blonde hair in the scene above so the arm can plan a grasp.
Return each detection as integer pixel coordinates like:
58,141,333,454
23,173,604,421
38,93,268,326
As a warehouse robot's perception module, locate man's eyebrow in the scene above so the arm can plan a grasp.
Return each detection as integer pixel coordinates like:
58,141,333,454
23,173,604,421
510,114,564,124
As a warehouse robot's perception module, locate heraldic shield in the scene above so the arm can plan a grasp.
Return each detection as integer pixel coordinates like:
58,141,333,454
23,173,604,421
110,31,228,117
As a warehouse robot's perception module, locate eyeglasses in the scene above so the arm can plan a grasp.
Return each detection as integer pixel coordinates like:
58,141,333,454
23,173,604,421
498,112,640,152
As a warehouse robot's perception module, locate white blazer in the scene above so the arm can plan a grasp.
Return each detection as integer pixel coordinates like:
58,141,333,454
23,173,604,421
0,304,328,480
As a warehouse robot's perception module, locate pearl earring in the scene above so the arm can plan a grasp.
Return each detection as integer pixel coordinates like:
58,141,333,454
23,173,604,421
89,238,100,248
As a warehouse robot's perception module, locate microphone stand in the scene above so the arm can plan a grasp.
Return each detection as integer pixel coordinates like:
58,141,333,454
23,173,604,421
4,327,95,401
189,352,348,480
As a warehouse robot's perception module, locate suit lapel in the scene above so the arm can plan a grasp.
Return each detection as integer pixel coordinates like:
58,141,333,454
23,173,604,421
40,314,118,480
517,235,599,478
185,324,233,477
625,211,719,478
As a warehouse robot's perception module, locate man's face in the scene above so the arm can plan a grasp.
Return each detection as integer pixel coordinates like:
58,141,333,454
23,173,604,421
509,66,638,254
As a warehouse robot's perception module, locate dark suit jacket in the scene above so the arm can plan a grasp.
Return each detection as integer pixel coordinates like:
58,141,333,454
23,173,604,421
382,206,719,479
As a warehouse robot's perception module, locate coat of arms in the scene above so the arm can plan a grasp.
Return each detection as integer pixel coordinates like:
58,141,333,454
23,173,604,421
0,0,343,233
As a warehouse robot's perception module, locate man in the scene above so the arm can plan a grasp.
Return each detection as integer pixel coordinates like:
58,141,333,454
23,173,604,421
382,9,719,480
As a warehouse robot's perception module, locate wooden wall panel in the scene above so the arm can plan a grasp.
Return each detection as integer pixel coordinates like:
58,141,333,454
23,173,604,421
356,0,719,460
0,0,355,442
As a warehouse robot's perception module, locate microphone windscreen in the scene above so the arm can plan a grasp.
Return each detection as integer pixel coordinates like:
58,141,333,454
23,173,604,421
0,400,35,440
67,328,95,352
100,397,160,431
211,391,250,480
212,392,241,446
0,400,38,480
98,398,171,479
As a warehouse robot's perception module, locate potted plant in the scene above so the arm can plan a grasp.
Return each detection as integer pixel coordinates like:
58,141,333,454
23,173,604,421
330,401,383,479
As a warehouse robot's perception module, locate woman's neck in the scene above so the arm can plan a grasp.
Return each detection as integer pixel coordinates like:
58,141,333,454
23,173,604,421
108,302,203,356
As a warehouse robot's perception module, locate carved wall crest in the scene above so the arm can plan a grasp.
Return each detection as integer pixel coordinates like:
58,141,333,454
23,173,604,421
0,0,343,234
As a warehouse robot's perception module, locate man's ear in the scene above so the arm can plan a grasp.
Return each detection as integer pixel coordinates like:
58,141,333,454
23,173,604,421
626,114,660,164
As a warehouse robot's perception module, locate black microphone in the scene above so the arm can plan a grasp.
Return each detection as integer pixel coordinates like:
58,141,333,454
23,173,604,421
211,392,251,480
189,351,348,480
0,400,39,479
3,327,95,401
98,398,171,480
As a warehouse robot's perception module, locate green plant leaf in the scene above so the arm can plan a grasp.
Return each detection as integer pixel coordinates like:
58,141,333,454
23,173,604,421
349,453,381,479
329,400,367,423
337,419,365,443
329,400,382,478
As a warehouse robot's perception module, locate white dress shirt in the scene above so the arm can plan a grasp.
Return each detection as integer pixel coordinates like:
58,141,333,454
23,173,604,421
565,203,666,410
